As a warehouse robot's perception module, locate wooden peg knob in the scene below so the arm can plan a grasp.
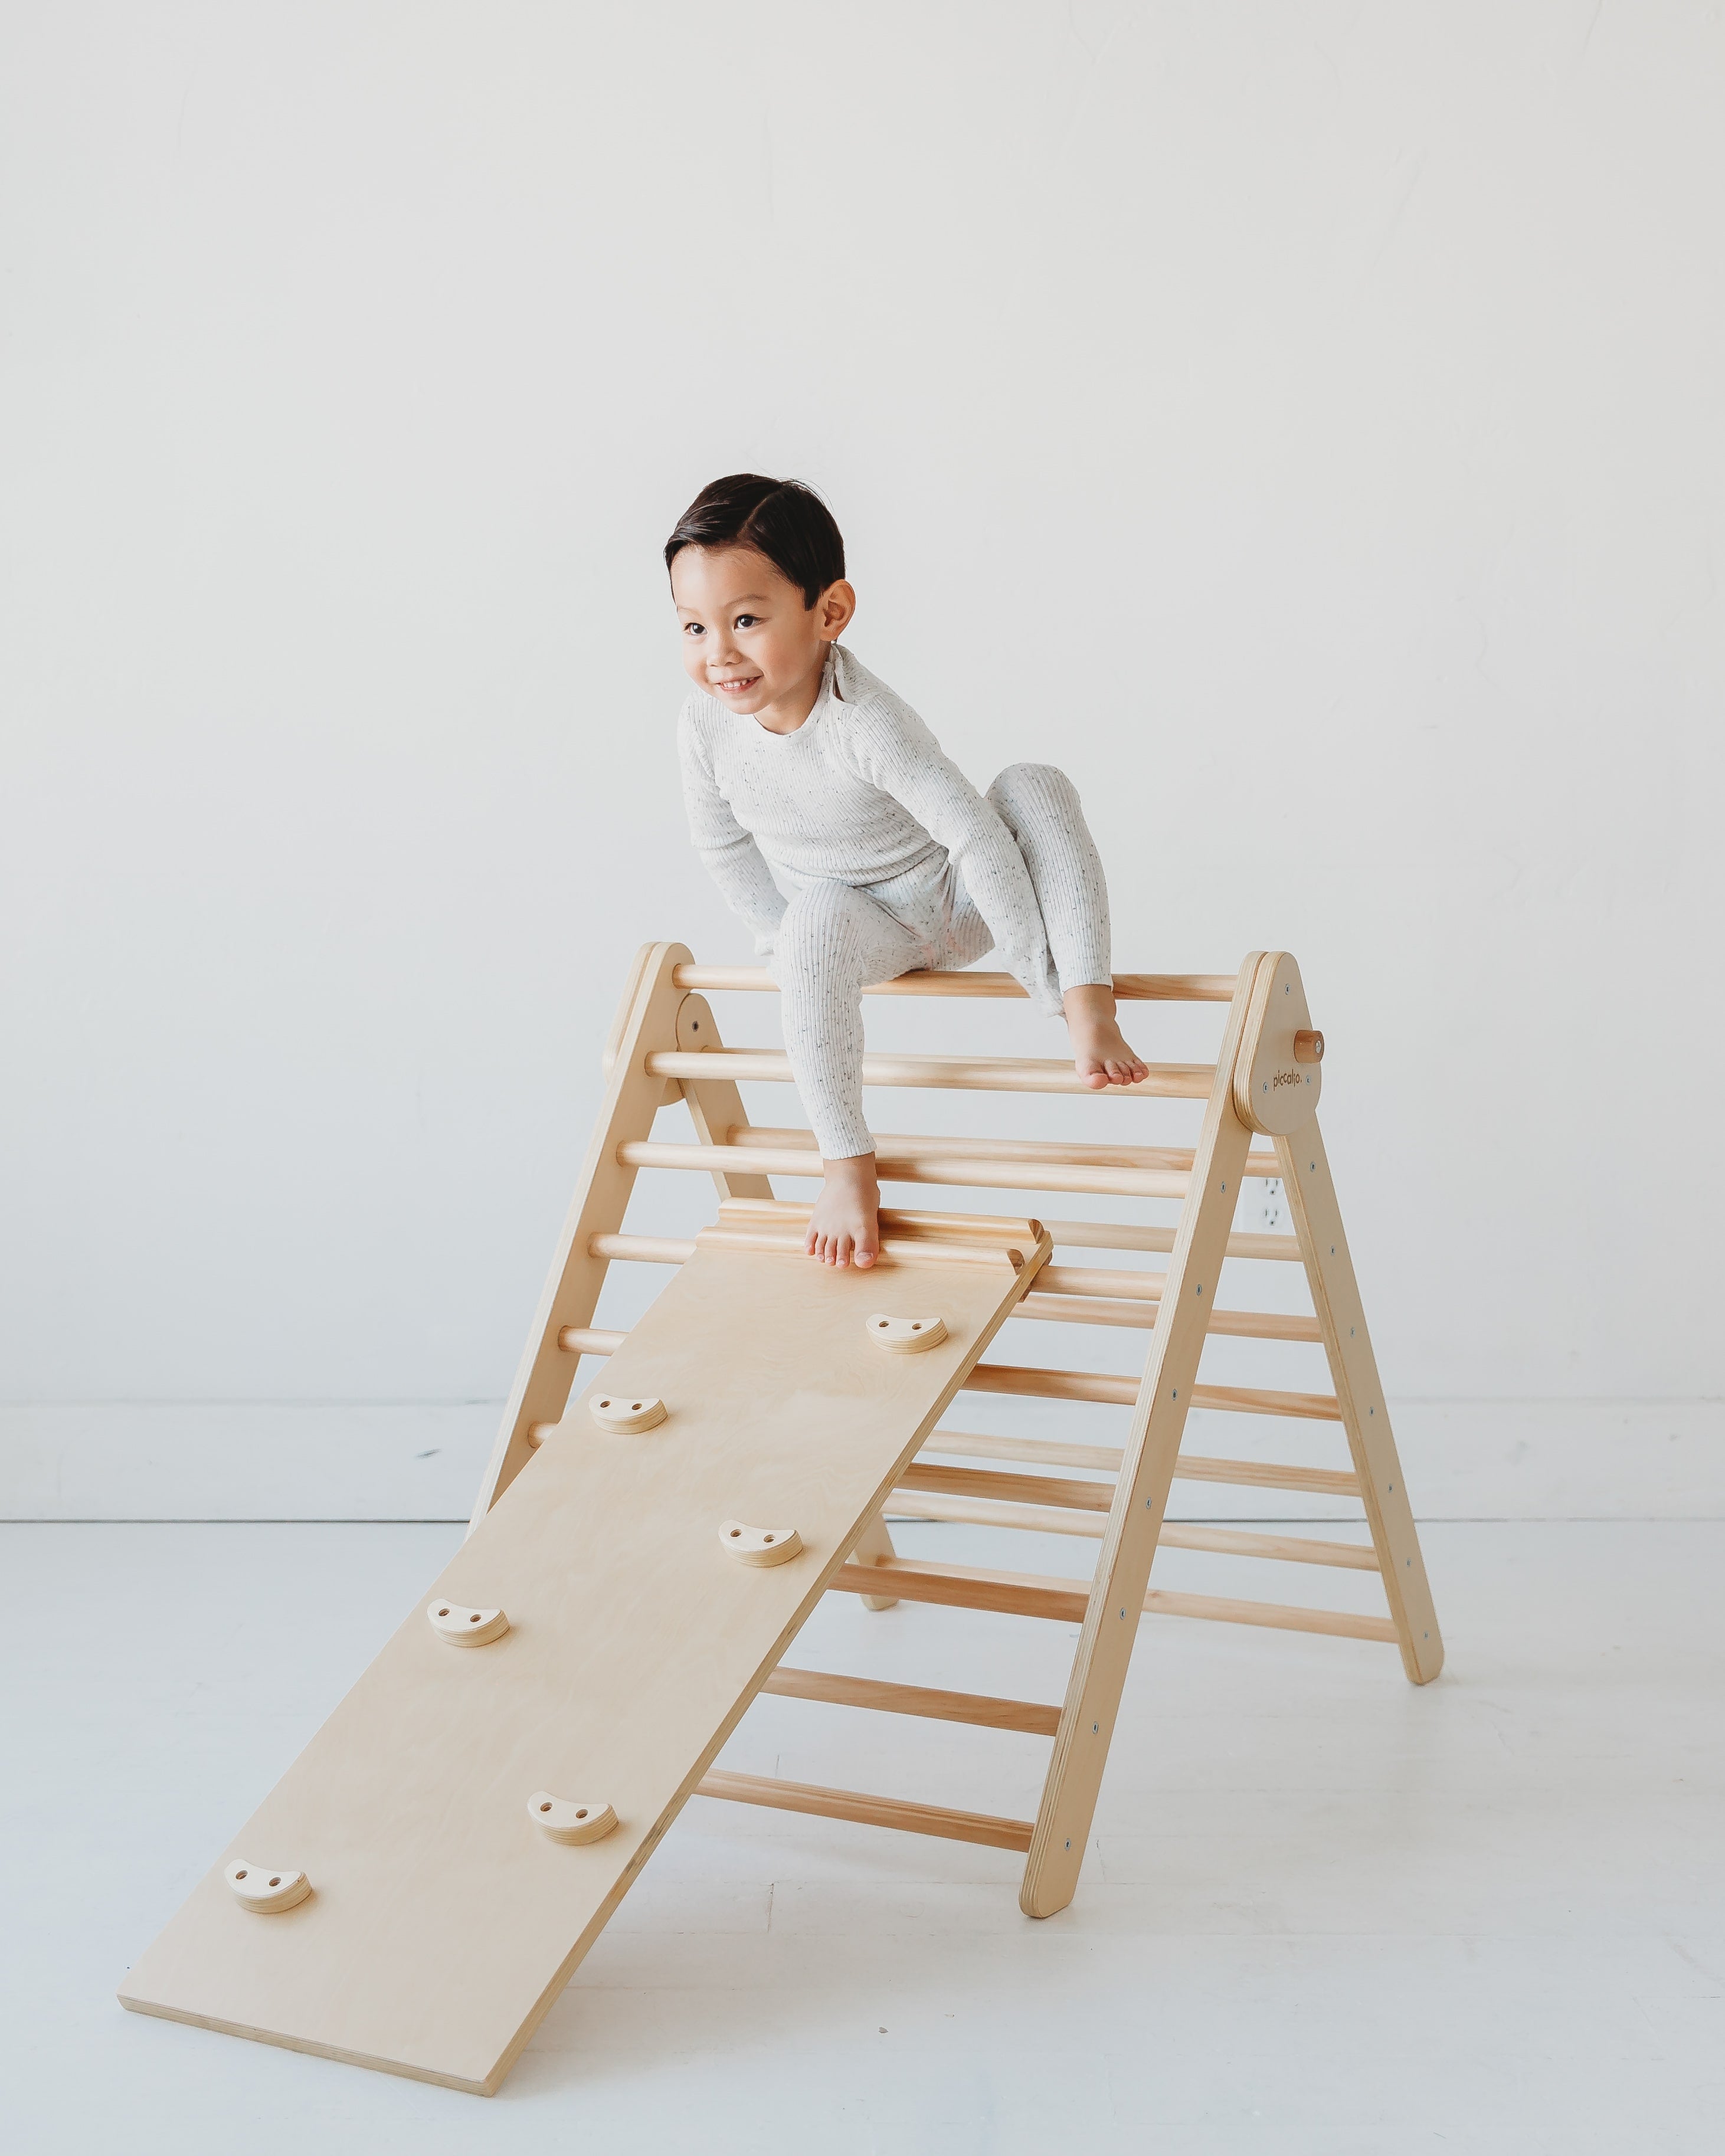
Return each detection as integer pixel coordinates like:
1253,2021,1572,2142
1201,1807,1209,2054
426,1600,510,1647
589,1392,667,1434
866,1313,948,1354
525,1422,556,1449
225,1860,312,1913
718,1519,804,1567
1293,1030,1324,1064
528,1793,618,1845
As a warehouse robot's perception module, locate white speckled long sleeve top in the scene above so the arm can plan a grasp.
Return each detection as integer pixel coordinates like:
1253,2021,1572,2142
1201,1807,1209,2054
677,644,1065,1011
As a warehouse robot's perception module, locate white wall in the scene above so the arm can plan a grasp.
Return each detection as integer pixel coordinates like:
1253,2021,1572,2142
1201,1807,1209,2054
4,2,1721,1515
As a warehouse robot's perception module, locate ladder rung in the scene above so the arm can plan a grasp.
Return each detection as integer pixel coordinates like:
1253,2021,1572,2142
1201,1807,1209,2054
734,1124,1281,1181
833,1558,1395,1643
887,1490,1380,1571
644,1048,1215,1102
672,964,1238,1002
963,1361,1343,1420
1014,1290,1323,1342
761,1666,1060,1735
1045,1219,1305,1262
900,1460,1112,1510
618,1139,1191,1200
695,1768,1035,1852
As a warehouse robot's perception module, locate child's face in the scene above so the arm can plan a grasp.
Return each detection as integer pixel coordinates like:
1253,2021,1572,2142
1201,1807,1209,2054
672,545,852,726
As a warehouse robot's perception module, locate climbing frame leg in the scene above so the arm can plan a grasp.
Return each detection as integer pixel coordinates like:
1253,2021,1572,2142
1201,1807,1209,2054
849,1509,902,1610
1279,1123,1443,1683
1017,955,1264,1919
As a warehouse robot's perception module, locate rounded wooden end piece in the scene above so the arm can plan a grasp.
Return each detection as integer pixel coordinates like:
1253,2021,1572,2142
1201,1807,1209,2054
225,1860,312,1913
866,1312,948,1354
1293,1029,1324,1064
1230,953,1323,1136
524,1421,556,1449
528,1792,619,1845
588,1392,667,1435
718,1519,804,1568
426,1600,510,1647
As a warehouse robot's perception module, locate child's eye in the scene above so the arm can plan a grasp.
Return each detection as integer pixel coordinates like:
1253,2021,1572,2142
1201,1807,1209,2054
683,622,704,636
734,615,757,629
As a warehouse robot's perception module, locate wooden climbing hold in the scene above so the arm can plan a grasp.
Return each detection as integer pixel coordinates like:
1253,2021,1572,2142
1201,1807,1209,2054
528,1793,618,1845
867,1312,948,1354
225,1861,312,1913
718,1519,804,1567
426,1600,510,1647
588,1392,667,1434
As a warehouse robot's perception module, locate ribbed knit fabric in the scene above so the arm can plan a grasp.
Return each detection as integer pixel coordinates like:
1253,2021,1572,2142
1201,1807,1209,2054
678,644,1113,1158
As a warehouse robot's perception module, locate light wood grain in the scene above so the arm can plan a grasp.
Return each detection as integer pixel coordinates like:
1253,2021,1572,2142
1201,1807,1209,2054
1013,1289,1323,1341
1044,1220,1305,1262
732,1124,1284,1181
618,1140,1193,1201
914,1428,1363,1497
1021,951,1264,1918
694,1770,1036,1852
672,965,1238,1002
644,1048,1215,1101
760,1666,1060,1735
827,1555,1394,1640
117,1217,1045,2094
1279,1123,1445,1682
886,1489,1380,1570
963,1361,1343,1420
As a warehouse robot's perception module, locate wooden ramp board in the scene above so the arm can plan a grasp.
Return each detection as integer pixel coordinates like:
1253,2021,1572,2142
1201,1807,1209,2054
118,1207,1048,2095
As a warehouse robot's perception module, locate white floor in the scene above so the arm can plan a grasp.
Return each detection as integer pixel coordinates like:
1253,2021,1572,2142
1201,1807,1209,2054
6,1519,1722,2154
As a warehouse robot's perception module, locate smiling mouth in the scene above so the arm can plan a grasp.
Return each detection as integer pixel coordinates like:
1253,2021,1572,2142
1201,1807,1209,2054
713,675,763,694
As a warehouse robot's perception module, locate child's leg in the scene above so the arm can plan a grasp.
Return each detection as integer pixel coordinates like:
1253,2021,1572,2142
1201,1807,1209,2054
984,763,1149,1090
773,879,923,1266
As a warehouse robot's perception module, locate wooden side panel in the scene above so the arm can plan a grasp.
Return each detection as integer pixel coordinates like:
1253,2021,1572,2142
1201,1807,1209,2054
467,943,690,1528
1278,1122,1444,1683
119,1223,1046,2095
670,992,775,1201
1017,955,1264,1919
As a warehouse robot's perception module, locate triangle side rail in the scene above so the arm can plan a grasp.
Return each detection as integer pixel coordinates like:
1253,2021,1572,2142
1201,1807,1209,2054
1280,1120,1445,1683
1018,950,1267,1919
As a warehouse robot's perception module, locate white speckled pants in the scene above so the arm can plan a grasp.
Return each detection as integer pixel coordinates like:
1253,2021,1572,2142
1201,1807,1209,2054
770,763,1112,1159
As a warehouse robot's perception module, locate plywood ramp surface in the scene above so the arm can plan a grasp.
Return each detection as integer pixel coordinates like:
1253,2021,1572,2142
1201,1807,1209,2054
119,1208,1046,2094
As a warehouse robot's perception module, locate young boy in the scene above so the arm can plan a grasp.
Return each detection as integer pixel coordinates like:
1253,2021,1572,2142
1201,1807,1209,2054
669,473,1146,1270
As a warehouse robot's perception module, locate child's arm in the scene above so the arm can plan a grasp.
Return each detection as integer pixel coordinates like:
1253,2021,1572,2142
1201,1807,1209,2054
838,704,1062,1010
679,710,787,955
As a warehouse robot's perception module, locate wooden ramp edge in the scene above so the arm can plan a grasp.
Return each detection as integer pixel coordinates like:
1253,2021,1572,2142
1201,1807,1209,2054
118,1208,1048,2095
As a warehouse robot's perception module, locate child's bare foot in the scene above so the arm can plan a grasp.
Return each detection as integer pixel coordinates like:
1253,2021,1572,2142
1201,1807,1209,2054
806,1153,881,1267
1063,982,1150,1090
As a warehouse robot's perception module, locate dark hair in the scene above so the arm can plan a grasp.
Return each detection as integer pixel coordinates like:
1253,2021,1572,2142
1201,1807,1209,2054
664,473,845,609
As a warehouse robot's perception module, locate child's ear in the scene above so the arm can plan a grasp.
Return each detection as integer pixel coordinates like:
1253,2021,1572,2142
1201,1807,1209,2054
817,579,856,641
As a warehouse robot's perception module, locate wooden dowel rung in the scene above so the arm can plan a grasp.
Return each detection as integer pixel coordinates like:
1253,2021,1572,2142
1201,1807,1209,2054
557,1326,626,1355
1012,1292,1322,1342
887,1492,1380,1570
644,1048,1215,1102
831,1557,1091,1623
962,1361,1342,1421
760,1666,1060,1735
916,1428,1361,1496
672,965,1238,1003
617,1140,1191,1201
829,1558,1395,1643
1143,1590,1396,1643
735,1126,1281,1181
1044,1220,1305,1262
694,1768,1035,1852
588,1233,697,1264
899,1460,1114,1510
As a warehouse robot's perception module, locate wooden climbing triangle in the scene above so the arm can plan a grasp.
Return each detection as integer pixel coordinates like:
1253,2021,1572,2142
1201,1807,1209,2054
119,941,1442,2093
